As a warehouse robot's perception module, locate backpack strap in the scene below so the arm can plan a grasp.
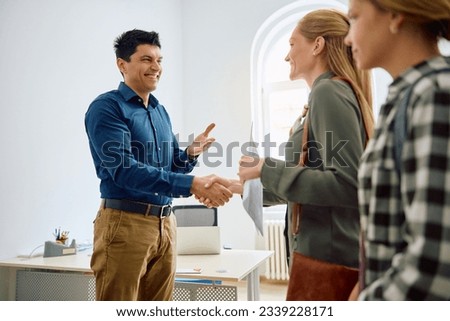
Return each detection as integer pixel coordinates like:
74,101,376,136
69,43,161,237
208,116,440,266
291,104,309,235
393,67,450,176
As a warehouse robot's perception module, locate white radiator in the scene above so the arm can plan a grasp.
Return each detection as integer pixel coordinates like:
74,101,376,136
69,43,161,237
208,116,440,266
263,219,289,280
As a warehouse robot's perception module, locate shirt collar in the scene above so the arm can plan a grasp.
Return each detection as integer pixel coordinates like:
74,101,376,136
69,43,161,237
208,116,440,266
117,82,160,109
312,70,335,88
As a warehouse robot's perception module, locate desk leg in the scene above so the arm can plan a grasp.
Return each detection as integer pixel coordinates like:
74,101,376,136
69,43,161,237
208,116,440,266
246,269,260,301
1,267,17,300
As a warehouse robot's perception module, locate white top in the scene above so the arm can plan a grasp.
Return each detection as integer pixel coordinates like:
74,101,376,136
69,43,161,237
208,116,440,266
0,249,273,282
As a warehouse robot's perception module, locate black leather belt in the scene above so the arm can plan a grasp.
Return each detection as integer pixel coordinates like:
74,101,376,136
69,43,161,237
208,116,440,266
103,199,171,218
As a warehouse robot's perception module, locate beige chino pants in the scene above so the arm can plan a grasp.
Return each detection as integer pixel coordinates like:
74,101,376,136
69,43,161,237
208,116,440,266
90,207,177,300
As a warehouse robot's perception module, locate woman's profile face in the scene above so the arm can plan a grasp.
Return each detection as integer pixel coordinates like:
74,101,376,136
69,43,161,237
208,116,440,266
285,25,316,81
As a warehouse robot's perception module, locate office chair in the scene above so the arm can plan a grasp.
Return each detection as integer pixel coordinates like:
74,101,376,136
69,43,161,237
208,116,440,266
172,204,221,255
172,205,218,227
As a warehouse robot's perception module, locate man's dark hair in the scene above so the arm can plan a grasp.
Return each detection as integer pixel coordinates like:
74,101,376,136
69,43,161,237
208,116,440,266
114,29,161,61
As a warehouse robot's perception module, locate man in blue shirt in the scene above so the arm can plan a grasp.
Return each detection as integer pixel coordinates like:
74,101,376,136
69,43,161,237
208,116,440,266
85,29,232,300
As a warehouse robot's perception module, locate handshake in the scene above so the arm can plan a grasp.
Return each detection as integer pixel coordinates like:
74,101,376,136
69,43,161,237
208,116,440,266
190,174,242,208
187,123,266,208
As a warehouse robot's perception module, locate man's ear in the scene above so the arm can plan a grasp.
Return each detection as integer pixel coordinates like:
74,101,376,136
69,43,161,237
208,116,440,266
313,36,326,56
116,58,126,75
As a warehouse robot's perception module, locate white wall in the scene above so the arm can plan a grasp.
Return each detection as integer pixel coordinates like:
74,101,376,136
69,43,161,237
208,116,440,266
0,0,184,260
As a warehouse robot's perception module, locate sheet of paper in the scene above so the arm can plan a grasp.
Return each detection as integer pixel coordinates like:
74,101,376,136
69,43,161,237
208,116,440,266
242,124,264,236
176,268,202,274
242,178,264,235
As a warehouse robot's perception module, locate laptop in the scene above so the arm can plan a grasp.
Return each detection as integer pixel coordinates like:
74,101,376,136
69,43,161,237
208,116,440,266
176,226,221,255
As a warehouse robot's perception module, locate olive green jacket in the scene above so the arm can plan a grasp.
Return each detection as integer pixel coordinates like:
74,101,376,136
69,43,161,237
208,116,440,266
261,71,366,268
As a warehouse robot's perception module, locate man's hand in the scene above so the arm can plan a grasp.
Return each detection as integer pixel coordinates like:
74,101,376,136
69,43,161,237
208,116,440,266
204,176,243,195
238,155,264,182
187,123,216,158
190,174,232,207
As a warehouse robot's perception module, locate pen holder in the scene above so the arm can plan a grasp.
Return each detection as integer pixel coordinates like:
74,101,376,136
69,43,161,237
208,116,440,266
43,239,77,257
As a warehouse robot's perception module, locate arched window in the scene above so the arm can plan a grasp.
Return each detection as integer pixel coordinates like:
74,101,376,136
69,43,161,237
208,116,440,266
251,0,349,159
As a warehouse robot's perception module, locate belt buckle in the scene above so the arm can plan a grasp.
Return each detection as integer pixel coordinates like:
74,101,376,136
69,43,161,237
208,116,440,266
160,205,171,219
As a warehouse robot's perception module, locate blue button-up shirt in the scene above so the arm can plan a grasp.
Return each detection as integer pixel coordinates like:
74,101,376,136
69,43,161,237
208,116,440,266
85,82,196,205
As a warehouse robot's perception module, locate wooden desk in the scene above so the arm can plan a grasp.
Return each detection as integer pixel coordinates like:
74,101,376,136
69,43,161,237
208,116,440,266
0,249,272,301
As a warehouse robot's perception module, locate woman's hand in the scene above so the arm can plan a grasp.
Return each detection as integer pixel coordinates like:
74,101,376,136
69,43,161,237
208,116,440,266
238,155,264,182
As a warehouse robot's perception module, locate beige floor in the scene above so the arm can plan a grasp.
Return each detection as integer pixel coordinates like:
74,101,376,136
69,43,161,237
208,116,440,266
225,278,288,301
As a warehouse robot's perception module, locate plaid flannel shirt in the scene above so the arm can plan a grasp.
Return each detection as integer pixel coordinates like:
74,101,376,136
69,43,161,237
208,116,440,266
358,56,450,300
